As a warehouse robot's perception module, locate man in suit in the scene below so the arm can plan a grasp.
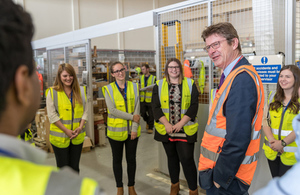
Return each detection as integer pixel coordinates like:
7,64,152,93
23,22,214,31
198,22,264,195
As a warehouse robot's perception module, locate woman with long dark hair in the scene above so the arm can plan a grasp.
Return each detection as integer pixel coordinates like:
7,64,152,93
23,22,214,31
152,58,199,195
263,65,300,177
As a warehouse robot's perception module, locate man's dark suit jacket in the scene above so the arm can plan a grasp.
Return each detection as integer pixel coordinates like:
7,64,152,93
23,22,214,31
208,57,258,191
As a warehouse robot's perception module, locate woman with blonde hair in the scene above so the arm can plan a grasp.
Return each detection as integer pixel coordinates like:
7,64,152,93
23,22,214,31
46,63,87,173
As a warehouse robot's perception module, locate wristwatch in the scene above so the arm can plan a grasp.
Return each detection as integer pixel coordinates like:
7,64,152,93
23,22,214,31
281,140,287,147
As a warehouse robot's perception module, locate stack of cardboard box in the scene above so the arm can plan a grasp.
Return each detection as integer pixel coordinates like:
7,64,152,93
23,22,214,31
34,108,51,152
92,80,109,146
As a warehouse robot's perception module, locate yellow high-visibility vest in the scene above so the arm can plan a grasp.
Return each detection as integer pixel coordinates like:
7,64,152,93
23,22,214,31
103,81,141,141
263,91,298,165
140,74,156,103
47,86,87,148
0,156,100,195
154,78,198,136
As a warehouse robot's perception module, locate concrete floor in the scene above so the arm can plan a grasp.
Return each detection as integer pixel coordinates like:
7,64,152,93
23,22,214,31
44,119,272,195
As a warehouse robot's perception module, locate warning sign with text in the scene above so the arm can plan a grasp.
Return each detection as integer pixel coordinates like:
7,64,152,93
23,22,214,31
253,65,281,84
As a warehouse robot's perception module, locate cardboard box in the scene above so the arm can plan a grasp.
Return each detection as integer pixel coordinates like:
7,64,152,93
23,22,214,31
82,136,93,153
94,114,104,121
96,81,109,88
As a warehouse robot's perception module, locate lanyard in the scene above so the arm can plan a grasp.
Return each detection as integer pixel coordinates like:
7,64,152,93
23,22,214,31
0,148,17,158
216,55,244,92
70,91,73,104
115,81,127,100
278,100,291,140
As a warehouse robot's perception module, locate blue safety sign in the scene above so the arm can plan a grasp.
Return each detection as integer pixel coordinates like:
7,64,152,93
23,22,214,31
253,64,281,84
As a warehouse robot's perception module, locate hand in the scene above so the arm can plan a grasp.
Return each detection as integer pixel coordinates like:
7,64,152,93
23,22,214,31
172,122,184,133
131,132,137,140
214,181,220,188
65,129,76,140
270,140,284,153
133,115,140,123
165,123,173,134
72,127,82,138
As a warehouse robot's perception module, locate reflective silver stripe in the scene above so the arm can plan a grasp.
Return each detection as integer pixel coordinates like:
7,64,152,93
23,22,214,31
108,113,133,119
241,151,259,164
251,130,261,140
169,133,186,137
50,131,68,138
205,125,227,138
145,95,152,98
284,146,298,152
268,91,276,105
158,79,164,101
162,108,169,114
181,109,188,114
107,126,128,132
52,89,60,117
185,120,197,126
186,78,192,95
272,128,293,136
80,86,86,110
201,146,219,162
151,75,155,84
133,82,138,105
50,128,85,138
106,84,115,105
201,146,259,165
61,118,82,125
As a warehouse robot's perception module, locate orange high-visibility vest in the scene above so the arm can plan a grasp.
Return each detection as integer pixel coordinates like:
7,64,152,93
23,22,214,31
183,59,193,78
36,71,43,97
198,65,264,185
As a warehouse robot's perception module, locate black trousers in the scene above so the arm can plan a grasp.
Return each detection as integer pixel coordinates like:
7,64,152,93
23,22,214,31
108,136,139,187
206,178,249,195
162,141,197,191
51,142,83,173
268,156,293,177
140,102,154,129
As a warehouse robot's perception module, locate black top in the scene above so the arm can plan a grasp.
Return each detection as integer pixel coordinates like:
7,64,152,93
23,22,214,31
151,81,199,143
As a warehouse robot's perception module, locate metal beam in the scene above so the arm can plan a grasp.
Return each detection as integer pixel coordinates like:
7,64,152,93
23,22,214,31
285,0,296,65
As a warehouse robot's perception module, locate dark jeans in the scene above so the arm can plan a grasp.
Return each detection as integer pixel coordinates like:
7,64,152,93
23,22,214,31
206,179,249,195
268,156,293,177
140,102,154,129
162,141,197,191
51,142,83,173
108,136,139,187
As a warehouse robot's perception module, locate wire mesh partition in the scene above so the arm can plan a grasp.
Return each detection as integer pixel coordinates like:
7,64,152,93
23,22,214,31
156,0,289,104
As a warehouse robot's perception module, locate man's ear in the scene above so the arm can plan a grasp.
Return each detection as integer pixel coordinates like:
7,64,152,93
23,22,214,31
232,38,239,50
14,65,31,106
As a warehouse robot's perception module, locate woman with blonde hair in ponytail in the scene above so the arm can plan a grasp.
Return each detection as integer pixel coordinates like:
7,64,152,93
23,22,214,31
46,63,87,173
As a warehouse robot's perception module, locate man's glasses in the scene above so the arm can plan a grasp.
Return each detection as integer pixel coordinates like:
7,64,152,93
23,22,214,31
112,68,125,74
203,39,228,53
168,66,180,70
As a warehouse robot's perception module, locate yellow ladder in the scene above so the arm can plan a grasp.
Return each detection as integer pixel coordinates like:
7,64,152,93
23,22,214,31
161,20,183,74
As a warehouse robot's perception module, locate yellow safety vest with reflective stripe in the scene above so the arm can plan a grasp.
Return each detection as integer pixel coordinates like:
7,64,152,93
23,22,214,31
18,129,35,146
47,86,87,148
103,81,141,141
140,74,156,103
0,156,101,195
154,78,198,136
263,91,298,165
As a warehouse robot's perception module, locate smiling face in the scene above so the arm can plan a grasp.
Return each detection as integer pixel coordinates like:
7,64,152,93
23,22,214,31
279,69,295,91
167,61,181,80
205,34,240,70
60,70,73,87
111,63,125,82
